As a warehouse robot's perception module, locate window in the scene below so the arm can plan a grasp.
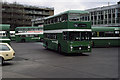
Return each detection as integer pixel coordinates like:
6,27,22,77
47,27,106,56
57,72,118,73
51,18,54,24
62,14,68,22
54,18,58,23
69,13,90,22
45,20,47,24
44,34,47,38
105,31,114,37
74,23,87,27
45,13,68,24
81,32,91,41
21,35,26,37
48,19,50,24
99,32,105,37
69,32,91,41
51,34,57,39
34,35,39,37
69,13,80,21
69,32,81,41
63,32,67,40
0,44,10,51
92,32,97,37
0,32,6,37
45,34,57,39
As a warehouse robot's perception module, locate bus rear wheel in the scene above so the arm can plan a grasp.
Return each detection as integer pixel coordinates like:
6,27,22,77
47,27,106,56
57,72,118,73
58,45,61,53
45,43,48,49
21,39,25,42
92,42,94,47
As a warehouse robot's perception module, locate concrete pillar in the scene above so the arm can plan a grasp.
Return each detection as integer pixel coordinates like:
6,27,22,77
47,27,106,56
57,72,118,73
111,9,113,24
32,22,34,27
89,12,91,21
107,10,109,24
103,11,105,25
93,15,95,26
97,11,99,25
115,8,117,24
87,15,88,21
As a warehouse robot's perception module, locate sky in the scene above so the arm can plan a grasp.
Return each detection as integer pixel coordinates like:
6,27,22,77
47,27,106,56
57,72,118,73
2,0,120,14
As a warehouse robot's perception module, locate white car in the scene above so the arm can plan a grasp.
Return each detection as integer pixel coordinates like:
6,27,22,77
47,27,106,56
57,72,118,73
0,43,15,65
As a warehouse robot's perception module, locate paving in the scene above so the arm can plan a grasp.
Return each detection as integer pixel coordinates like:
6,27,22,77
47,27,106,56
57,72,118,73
2,42,119,78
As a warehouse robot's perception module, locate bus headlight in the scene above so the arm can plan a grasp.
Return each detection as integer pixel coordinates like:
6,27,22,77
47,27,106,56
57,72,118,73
79,47,81,50
88,45,90,48
74,24,78,27
70,46,73,51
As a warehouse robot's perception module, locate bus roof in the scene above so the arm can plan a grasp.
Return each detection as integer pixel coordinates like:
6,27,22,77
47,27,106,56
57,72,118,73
45,10,89,20
15,26,43,29
0,24,10,30
16,33,42,35
92,27,120,31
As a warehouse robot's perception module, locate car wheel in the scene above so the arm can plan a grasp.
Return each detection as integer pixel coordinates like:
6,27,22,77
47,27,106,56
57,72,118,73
0,57,3,66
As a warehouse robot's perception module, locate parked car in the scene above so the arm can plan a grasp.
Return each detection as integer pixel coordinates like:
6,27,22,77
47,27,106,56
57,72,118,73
0,43,15,65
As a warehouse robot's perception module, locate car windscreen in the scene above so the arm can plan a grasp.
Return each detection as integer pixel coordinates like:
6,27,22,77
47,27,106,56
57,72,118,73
0,44,10,51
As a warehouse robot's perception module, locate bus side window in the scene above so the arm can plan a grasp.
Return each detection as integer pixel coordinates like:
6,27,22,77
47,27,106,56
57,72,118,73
34,35,39,37
21,35,26,37
97,32,99,37
99,32,104,37
47,34,50,39
59,17,62,22
92,32,97,37
6,31,9,37
3,33,6,37
44,34,47,38
63,32,67,40
53,34,57,39
61,14,67,22
105,31,114,37
48,19,50,24
44,20,47,24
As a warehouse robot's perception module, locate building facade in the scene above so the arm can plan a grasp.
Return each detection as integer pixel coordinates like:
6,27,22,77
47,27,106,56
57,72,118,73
31,17,44,27
2,2,54,30
86,2,120,27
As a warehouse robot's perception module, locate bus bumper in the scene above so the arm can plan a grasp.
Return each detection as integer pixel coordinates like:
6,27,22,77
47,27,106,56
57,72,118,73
66,46,92,54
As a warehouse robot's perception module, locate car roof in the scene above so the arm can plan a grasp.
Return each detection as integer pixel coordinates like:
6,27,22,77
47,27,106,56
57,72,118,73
0,43,8,45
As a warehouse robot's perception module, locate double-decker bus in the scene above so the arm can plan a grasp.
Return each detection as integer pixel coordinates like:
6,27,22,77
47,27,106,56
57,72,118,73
43,10,92,54
15,26,43,42
92,27,120,47
0,24,10,44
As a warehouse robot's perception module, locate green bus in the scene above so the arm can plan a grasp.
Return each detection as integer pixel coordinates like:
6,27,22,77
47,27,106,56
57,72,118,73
0,24,10,44
92,27,120,47
15,26,43,42
43,10,92,54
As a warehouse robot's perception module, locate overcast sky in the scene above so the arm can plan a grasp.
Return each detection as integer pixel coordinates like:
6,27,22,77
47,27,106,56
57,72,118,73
2,0,120,14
